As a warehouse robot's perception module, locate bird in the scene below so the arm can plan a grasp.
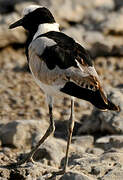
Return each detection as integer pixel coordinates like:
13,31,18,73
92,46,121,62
9,5,119,173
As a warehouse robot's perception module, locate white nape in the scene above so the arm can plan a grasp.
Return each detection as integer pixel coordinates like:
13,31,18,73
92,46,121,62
22,5,43,16
33,23,60,40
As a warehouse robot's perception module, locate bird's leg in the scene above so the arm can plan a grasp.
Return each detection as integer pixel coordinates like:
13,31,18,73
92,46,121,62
11,96,55,166
49,99,74,178
43,99,75,178
63,98,74,173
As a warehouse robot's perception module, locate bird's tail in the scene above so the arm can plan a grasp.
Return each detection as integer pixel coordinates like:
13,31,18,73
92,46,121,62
61,81,120,111
90,87,120,111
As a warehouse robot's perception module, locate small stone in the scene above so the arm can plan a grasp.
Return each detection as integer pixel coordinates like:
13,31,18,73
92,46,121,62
0,120,48,149
96,135,123,150
102,169,123,180
60,172,93,180
86,147,104,155
72,135,94,148
91,166,100,175
95,0,114,10
100,13,123,35
33,136,65,166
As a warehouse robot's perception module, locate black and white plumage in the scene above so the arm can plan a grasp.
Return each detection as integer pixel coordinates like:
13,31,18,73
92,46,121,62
9,5,119,173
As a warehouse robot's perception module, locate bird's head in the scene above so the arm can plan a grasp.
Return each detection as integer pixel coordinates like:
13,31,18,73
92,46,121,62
9,5,56,33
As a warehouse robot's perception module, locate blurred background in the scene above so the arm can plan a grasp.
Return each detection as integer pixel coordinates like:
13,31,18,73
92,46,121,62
0,0,123,179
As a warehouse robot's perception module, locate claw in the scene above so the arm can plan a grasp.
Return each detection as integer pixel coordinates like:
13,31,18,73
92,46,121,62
8,153,35,168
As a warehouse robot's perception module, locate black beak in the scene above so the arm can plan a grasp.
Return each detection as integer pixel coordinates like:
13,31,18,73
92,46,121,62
9,18,23,29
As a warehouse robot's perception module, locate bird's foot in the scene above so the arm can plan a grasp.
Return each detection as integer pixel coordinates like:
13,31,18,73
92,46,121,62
52,169,66,176
8,153,35,168
47,169,66,179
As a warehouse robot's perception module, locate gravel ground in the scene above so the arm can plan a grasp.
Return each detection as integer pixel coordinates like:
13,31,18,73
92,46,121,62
0,0,123,179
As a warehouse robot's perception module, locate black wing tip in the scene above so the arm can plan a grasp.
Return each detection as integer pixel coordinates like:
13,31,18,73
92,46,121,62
107,100,120,112
95,90,120,112
61,82,120,112
91,91,120,112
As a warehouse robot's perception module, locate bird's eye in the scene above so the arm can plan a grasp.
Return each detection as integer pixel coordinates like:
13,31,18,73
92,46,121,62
90,85,93,89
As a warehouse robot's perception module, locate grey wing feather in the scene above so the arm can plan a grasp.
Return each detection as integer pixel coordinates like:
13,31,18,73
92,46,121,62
29,37,57,56
28,36,101,92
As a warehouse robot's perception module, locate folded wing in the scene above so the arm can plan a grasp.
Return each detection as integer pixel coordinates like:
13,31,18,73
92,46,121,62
29,31,119,111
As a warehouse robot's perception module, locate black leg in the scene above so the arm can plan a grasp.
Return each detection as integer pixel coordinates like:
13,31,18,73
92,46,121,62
42,99,75,178
11,96,55,166
63,98,74,172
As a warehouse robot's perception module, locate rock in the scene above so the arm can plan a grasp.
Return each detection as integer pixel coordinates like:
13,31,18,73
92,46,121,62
98,88,123,134
63,25,86,46
37,0,115,28
60,172,94,180
77,111,100,134
67,150,123,179
101,169,123,180
0,120,48,148
40,0,85,24
0,163,55,180
63,25,123,58
100,12,123,35
0,0,16,14
94,0,114,10
0,167,10,180
83,30,108,50
86,147,104,155
78,88,123,134
90,166,100,175
111,45,123,56
33,137,65,167
82,30,123,58
0,13,26,48
81,10,123,57
96,135,123,150
114,0,123,9
0,120,87,167
33,133,86,167
0,153,122,180
89,43,111,58
68,153,99,172
83,9,106,29
54,119,82,139
72,135,94,149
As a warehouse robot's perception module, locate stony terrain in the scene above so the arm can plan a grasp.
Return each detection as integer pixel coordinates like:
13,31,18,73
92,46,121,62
0,0,123,179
